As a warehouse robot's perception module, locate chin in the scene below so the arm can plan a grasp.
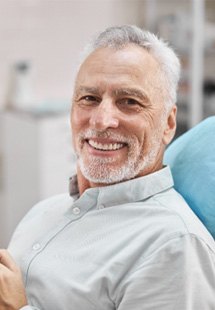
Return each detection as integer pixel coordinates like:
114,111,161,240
79,160,138,185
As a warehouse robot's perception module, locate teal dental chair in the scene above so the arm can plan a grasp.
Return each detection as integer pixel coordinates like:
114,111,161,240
164,116,215,239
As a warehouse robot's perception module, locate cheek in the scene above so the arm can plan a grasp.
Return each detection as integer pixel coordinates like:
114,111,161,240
131,124,145,147
71,109,83,149
71,106,89,134
134,125,158,153
71,106,93,153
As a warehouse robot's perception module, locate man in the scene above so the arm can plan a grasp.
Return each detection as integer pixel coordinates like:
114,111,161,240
0,25,215,309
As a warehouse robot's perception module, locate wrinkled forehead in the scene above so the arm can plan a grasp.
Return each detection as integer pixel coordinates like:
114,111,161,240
74,45,166,104
78,44,160,75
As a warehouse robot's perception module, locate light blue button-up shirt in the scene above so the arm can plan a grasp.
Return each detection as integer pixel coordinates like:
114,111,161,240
8,167,215,309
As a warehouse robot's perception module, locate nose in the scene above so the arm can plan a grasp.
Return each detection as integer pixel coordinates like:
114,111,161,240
89,99,119,130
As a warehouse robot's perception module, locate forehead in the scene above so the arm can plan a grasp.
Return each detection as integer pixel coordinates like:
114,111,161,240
75,45,161,91
81,44,158,67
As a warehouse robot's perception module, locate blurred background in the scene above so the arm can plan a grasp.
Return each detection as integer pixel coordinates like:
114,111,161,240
0,0,215,247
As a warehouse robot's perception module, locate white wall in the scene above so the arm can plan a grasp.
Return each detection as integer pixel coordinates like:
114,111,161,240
0,0,142,110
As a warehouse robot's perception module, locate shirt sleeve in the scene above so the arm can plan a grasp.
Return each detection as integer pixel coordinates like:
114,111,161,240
116,234,215,310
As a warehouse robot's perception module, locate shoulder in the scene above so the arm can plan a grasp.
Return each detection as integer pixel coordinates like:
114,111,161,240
150,188,215,252
20,193,73,221
8,193,74,257
9,193,73,241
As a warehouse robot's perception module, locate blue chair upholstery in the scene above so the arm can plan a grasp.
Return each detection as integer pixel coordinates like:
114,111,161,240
164,116,215,239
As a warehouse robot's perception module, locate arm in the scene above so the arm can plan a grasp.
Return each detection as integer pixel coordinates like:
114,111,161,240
0,249,28,309
116,235,215,310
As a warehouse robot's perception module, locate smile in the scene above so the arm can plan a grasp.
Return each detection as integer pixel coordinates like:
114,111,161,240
88,139,125,151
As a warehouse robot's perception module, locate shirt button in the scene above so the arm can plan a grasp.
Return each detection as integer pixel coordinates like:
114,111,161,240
72,207,81,215
32,243,41,251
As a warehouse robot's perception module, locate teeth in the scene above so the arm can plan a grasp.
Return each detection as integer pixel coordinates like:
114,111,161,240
88,140,124,151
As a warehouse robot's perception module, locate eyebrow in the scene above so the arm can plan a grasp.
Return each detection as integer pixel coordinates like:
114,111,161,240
114,88,149,102
76,86,100,95
75,86,149,102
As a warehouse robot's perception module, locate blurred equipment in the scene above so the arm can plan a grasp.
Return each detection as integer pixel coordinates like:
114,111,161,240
6,61,35,111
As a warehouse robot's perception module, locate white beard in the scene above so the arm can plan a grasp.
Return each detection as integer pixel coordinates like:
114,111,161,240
76,129,162,184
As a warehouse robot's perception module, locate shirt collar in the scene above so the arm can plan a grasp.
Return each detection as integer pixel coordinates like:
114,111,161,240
68,166,174,210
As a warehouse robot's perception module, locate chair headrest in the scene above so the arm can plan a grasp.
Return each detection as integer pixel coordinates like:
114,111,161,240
164,116,215,239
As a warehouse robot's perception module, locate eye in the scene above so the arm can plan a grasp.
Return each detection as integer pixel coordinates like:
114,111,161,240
82,95,98,102
117,98,143,112
119,98,140,106
78,95,100,106
124,98,139,105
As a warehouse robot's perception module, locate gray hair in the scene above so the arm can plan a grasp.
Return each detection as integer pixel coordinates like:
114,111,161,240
81,25,181,111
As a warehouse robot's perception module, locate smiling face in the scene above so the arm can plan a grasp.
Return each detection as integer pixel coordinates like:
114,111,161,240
71,45,176,190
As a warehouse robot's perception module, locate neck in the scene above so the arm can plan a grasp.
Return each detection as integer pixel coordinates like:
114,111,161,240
76,160,164,196
77,166,91,195
76,165,117,195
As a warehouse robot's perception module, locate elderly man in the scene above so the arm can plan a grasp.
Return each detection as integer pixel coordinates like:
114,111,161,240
0,25,215,309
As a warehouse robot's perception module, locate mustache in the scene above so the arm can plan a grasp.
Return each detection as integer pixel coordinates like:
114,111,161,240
78,129,132,143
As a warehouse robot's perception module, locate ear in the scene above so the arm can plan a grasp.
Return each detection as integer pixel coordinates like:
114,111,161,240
162,105,177,146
